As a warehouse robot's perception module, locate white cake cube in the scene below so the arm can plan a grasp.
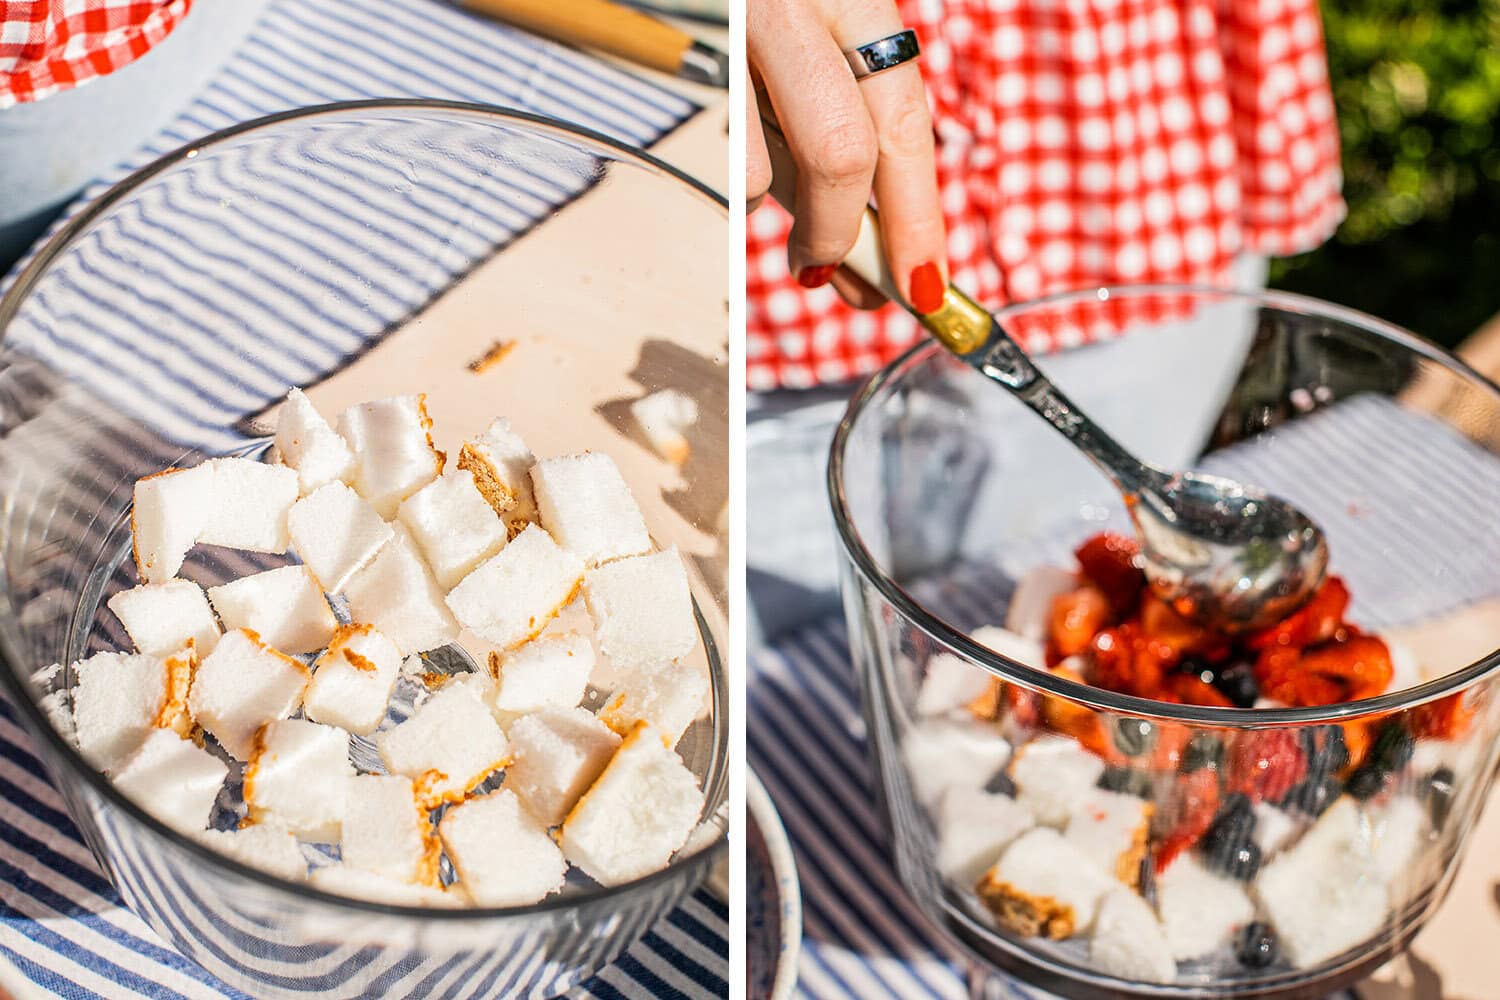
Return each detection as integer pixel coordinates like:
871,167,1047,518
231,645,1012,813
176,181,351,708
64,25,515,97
287,481,393,592
208,565,336,655
916,652,995,717
505,707,622,826
108,579,222,657
197,824,308,881
112,729,228,833
456,417,537,530
446,525,583,650
337,394,444,518
378,681,509,806
1371,796,1427,881
188,629,309,759
1003,566,1079,642
970,625,1047,670
584,548,697,670
976,827,1115,937
308,864,462,907
1252,802,1299,856
530,452,650,566
1254,798,1388,967
397,469,508,590
488,633,593,716
342,773,440,886
132,464,213,583
197,457,300,554
275,387,355,495
244,719,353,843
630,389,697,465
1091,888,1177,983
1064,787,1152,883
560,722,703,886
1156,854,1256,960
598,658,710,749
1012,737,1107,827
440,788,567,905
902,717,1012,808
935,787,1036,884
343,525,458,656
304,624,402,735
73,648,194,774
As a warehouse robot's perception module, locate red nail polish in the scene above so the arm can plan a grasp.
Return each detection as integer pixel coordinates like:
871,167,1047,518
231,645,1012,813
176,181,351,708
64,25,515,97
909,262,945,314
796,264,837,288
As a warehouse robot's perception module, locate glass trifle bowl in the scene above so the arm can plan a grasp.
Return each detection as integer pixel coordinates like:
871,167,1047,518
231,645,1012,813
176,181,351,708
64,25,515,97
829,286,1500,999
0,102,727,999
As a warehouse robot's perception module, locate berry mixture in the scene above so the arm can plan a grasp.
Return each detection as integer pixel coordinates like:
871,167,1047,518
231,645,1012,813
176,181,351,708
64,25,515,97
915,532,1482,983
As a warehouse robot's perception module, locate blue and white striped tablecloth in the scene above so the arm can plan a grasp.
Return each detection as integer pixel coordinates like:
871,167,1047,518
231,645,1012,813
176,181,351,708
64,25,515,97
0,1,726,997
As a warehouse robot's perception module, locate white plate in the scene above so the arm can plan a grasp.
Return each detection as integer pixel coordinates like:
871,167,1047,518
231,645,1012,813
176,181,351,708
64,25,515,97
748,769,801,1000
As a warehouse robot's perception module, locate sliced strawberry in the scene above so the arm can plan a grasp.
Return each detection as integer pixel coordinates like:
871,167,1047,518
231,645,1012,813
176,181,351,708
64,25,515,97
1154,769,1220,873
1164,673,1235,708
1227,730,1306,803
1246,576,1350,651
1049,585,1112,659
1139,593,1224,658
1074,532,1146,613
1410,691,1477,740
1004,683,1042,730
1300,635,1394,703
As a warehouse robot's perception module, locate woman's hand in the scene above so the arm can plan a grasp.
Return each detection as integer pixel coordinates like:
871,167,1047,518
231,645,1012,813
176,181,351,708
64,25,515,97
747,0,947,313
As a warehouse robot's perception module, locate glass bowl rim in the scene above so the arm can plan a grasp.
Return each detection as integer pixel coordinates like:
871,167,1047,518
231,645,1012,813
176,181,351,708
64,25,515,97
0,99,729,919
828,283,1500,727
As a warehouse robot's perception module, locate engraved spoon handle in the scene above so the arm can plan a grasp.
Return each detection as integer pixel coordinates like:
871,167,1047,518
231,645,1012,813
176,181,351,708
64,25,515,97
958,311,1163,500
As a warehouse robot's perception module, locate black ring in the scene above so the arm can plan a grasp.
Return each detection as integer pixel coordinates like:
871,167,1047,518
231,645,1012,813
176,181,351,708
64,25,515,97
844,29,920,80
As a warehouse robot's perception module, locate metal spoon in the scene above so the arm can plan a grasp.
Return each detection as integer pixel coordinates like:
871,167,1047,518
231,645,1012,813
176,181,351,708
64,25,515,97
761,124,1328,632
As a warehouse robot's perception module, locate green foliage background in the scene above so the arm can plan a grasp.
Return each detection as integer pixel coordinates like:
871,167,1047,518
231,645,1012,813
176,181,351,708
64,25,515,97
1269,1,1500,349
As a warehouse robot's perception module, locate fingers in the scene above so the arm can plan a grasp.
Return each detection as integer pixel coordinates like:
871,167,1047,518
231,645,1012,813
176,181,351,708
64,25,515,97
823,5,947,313
746,77,772,214
750,0,877,288
855,63,947,313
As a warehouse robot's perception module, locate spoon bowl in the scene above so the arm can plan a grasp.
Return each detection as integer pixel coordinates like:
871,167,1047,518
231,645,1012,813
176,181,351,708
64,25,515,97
1132,468,1330,632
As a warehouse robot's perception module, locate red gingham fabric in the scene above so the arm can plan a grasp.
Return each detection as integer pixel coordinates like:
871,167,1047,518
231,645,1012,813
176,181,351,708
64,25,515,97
747,0,1344,390
1,0,191,108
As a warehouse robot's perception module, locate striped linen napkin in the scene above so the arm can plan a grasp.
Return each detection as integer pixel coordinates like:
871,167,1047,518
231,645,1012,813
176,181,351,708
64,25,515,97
0,0,724,997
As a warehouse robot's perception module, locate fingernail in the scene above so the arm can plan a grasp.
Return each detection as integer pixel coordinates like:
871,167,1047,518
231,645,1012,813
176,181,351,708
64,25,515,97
796,264,837,289
909,262,946,314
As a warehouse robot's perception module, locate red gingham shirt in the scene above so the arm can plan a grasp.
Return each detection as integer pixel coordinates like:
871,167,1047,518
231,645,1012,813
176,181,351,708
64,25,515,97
1,0,191,108
747,0,1344,390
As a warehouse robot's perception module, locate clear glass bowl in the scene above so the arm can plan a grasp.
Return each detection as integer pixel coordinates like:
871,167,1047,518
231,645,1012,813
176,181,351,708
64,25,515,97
0,102,727,999
830,287,1500,998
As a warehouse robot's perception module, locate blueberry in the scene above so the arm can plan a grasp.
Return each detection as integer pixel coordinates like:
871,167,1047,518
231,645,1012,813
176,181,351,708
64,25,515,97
1345,766,1387,800
1211,661,1260,708
983,770,1017,797
1202,794,1254,841
1098,766,1153,799
1208,838,1263,880
1237,921,1279,968
1322,726,1350,773
1371,722,1415,773
1113,717,1156,757
1422,766,1456,828
1282,775,1340,817
1137,854,1157,909
1298,726,1348,782
1180,733,1225,773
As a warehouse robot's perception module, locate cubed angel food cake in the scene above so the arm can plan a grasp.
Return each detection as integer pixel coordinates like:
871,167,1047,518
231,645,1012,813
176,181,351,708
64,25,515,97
65,387,711,908
925,533,1455,983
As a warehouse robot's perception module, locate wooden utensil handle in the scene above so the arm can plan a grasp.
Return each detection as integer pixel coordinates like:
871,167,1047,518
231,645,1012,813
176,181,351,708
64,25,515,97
462,0,692,74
